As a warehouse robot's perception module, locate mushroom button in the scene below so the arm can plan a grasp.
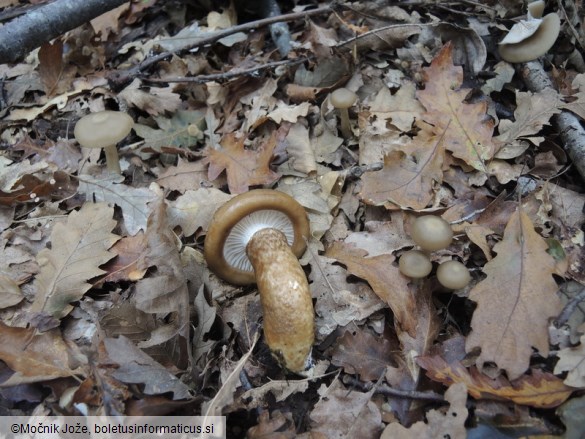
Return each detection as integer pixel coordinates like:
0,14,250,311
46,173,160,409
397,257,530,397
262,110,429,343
410,215,454,252
204,189,314,374
330,87,357,139
74,110,134,174
399,250,432,279
437,260,471,290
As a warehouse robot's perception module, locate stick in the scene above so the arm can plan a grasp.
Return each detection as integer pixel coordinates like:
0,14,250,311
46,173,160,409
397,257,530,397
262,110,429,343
0,0,130,64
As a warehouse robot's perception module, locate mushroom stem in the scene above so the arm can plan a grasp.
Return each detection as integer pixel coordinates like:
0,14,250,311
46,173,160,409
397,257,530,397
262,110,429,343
103,144,121,174
338,109,352,139
246,228,314,373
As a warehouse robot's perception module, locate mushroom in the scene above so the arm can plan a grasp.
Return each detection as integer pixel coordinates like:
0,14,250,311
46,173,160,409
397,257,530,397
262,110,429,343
410,215,454,252
330,87,357,138
498,12,561,63
436,260,471,290
204,189,314,374
399,250,432,278
74,110,134,174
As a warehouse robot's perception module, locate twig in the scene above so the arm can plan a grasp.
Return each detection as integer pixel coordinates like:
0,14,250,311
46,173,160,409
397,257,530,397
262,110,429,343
109,5,333,87
343,375,445,402
143,57,311,84
555,286,585,327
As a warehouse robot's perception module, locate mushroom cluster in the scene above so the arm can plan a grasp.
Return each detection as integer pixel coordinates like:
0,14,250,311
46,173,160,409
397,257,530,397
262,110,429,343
399,215,471,290
204,189,314,374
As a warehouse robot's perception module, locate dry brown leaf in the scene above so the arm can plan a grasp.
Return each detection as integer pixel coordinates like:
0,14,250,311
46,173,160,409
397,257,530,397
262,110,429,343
247,410,297,439
0,322,83,386
38,42,66,97
0,274,23,308
133,199,190,355
29,202,119,327
325,242,440,379
380,382,468,439
100,233,147,284
105,336,192,400
119,80,181,116
417,43,495,171
331,328,395,381
310,378,382,438
418,356,573,408
77,173,157,235
359,130,444,210
554,334,585,388
167,188,233,236
156,159,212,193
205,132,279,194
465,209,562,380
495,88,562,156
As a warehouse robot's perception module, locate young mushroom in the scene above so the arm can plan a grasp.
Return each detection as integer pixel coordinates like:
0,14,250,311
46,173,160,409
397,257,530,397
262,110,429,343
410,215,454,252
437,260,471,290
330,87,357,138
399,250,432,278
204,189,314,374
74,110,134,174
498,12,561,63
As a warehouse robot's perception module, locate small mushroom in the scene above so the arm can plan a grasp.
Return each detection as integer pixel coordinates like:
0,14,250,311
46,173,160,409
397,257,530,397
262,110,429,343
204,189,314,374
437,260,471,290
74,110,134,174
330,87,357,138
498,12,561,63
410,215,454,252
399,250,432,278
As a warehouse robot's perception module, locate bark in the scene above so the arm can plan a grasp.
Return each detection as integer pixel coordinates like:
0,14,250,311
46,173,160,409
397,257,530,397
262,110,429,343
0,0,129,64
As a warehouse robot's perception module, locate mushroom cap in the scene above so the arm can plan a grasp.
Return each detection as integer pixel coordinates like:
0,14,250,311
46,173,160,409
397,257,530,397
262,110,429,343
74,111,134,149
204,189,310,285
437,260,471,290
410,215,453,252
499,13,561,63
527,0,545,19
399,250,432,278
330,88,357,109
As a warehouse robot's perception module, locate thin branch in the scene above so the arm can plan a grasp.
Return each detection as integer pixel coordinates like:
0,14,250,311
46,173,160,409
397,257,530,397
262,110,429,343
109,5,334,87
343,375,445,402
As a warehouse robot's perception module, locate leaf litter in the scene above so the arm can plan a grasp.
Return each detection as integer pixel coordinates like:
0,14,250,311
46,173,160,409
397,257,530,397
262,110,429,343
0,0,584,436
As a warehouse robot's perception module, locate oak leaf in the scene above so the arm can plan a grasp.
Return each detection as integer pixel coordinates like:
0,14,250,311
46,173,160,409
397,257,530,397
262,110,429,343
418,356,573,408
205,132,279,194
554,334,585,388
29,203,119,327
417,43,495,171
0,322,83,386
466,209,562,380
359,130,444,210
380,382,468,439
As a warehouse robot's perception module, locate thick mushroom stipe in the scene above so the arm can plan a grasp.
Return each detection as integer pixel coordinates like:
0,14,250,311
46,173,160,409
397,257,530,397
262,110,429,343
204,189,314,373
247,228,314,373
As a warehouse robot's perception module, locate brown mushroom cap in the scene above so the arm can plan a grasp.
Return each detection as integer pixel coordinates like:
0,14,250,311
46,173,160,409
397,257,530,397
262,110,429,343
74,111,134,149
498,13,561,63
330,88,357,109
204,189,310,285
410,215,453,252
437,260,471,290
399,250,432,278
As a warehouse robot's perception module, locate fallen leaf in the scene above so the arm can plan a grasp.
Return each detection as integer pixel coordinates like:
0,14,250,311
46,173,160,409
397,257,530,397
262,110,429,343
133,110,206,150
29,202,119,327
205,132,280,194
418,356,573,408
0,322,83,386
554,334,585,388
465,209,562,380
310,378,382,438
0,274,23,308
331,328,395,381
359,130,444,210
100,233,147,283
105,336,192,400
247,410,296,439
120,79,181,116
156,159,212,193
417,43,495,171
77,173,157,235
380,382,468,439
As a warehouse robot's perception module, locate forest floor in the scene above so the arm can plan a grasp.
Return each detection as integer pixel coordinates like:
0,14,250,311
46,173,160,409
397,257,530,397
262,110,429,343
0,0,584,437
